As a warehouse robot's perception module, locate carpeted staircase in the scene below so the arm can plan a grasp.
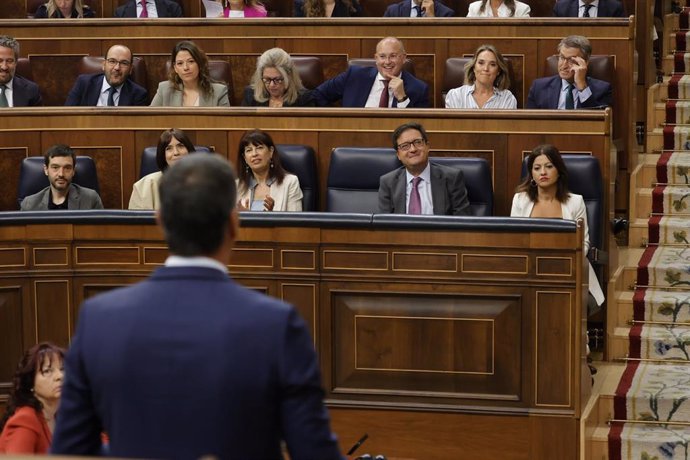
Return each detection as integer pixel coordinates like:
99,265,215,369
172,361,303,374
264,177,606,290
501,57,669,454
606,10,690,458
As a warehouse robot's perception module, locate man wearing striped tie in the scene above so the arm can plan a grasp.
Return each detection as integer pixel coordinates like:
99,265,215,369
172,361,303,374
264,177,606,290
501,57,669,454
0,36,42,108
378,122,471,216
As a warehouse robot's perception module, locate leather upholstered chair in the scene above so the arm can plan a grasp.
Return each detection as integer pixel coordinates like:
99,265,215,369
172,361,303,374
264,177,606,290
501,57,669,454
15,58,33,81
348,58,417,77
17,156,100,209
291,56,325,90
544,55,615,84
326,147,401,213
276,144,318,211
139,145,212,179
164,60,234,105
430,157,493,216
78,56,149,91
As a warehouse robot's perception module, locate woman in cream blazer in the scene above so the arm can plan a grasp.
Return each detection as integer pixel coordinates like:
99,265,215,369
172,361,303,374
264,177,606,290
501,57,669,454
510,144,604,307
235,129,303,212
467,0,530,17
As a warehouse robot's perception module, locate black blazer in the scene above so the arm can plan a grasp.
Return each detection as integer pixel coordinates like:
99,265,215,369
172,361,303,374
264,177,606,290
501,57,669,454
12,75,43,107
241,87,316,107
552,0,625,17
34,5,95,17
114,0,183,17
65,74,149,106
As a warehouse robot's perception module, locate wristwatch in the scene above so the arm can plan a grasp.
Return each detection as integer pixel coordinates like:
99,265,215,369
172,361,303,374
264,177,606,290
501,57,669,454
396,95,409,103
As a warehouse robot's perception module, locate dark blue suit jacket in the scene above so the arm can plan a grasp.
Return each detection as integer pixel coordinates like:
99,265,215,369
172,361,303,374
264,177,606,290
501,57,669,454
314,66,430,108
114,0,183,17
552,0,625,17
12,75,42,107
526,75,612,109
65,74,149,106
51,266,341,460
383,0,455,16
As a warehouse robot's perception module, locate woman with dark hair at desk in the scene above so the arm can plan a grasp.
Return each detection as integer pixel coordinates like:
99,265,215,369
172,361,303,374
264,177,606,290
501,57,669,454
510,144,604,309
242,48,315,107
150,41,229,107
34,0,95,18
0,342,65,454
129,128,195,210
294,0,361,17
212,0,267,17
236,129,303,211
467,0,530,17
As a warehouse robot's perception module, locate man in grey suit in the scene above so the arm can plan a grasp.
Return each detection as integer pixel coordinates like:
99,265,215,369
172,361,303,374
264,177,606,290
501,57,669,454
378,122,471,215
20,144,103,211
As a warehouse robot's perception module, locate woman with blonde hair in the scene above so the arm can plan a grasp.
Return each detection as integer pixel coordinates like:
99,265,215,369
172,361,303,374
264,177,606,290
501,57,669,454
294,0,361,17
35,0,95,18
242,48,315,107
150,41,229,107
467,0,530,17
445,44,516,109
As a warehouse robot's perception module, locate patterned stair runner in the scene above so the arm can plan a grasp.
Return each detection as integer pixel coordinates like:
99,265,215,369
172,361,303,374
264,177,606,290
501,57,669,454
609,21,690,455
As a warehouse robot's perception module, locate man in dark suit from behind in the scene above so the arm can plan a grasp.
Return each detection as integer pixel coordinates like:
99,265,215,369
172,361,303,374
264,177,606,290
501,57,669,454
51,153,343,460
553,0,625,17
379,122,471,216
526,35,612,110
384,0,455,17
65,44,148,106
314,36,430,108
115,0,183,17
0,35,42,107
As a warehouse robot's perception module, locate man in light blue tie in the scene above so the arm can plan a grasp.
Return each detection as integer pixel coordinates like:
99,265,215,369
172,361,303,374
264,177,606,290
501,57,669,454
526,35,612,110
378,122,471,216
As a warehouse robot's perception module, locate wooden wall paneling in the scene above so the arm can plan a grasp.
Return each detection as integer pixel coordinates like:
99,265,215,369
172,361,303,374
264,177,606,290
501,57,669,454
33,278,72,348
0,282,30,383
0,146,32,211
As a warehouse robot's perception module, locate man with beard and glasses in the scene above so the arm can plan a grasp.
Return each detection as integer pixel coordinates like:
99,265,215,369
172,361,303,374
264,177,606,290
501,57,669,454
314,36,429,108
65,44,148,106
0,36,42,107
20,144,103,211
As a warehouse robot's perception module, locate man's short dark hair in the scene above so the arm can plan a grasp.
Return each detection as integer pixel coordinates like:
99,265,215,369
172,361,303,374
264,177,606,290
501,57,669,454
158,154,237,257
392,122,428,150
43,144,75,167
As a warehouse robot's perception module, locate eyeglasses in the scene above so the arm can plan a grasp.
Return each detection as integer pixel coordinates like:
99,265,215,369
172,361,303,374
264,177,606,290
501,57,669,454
106,58,132,68
262,77,284,85
397,138,426,152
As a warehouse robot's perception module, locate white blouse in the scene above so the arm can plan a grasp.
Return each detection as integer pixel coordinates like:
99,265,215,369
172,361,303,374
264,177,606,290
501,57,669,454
445,84,517,109
467,0,531,17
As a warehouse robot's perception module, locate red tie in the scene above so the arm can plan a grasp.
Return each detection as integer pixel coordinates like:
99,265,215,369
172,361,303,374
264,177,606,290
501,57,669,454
139,0,149,17
378,79,390,108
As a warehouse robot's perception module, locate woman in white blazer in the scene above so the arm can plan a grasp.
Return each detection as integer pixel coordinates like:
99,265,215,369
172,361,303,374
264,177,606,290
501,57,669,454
510,144,604,309
467,0,530,17
236,129,303,212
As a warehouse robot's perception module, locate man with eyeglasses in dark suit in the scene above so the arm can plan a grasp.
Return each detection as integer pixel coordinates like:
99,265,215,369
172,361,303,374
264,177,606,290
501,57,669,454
65,45,148,106
378,122,471,216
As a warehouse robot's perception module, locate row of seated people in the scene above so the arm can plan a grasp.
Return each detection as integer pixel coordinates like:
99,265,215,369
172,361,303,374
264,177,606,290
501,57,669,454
17,123,606,313
26,0,627,19
0,36,613,110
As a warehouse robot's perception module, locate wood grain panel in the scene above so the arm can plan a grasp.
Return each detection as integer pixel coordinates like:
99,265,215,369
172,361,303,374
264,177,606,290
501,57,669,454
323,250,388,271
536,256,573,277
75,246,140,264
330,290,522,401
0,286,25,383
281,249,316,270
229,248,274,268
462,254,528,275
0,248,27,267
392,252,456,272
34,247,69,266
535,290,572,407
0,147,28,211
34,280,71,348
281,283,317,342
